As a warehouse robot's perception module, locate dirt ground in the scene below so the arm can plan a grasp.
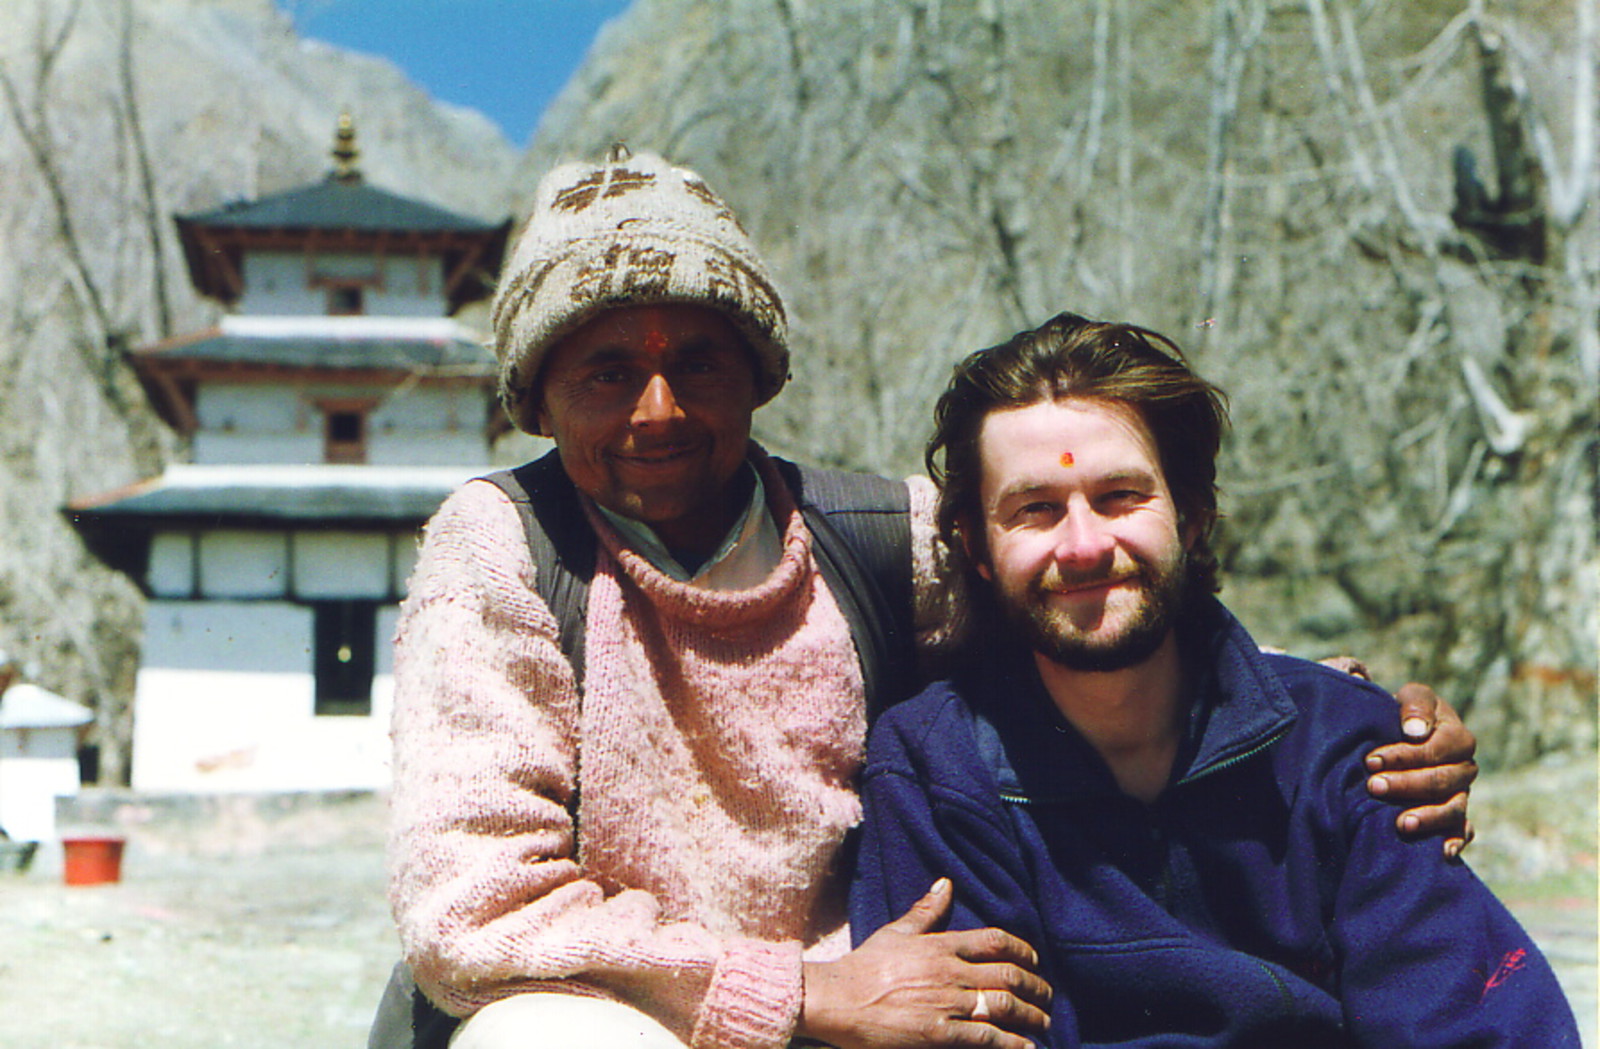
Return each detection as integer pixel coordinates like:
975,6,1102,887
1,787,1593,1049
1,792,398,1048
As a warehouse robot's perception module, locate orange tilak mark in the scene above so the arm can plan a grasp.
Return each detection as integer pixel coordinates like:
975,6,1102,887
642,329,670,355
1059,451,1076,467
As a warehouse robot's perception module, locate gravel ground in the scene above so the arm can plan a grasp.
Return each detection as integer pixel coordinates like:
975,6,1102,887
1,793,399,1049
0,784,1592,1049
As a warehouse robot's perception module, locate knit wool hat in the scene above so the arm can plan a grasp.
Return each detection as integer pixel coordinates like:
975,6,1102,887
490,146,790,434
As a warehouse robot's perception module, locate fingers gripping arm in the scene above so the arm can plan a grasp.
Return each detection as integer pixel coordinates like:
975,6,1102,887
1355,679,1478,855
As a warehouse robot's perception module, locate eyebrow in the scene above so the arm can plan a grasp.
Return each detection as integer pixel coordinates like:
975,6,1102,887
991,468,1159,505
572,345,634,366
1096,468,1160,489
990,479,1056,507
576,336,729,365
670,335,733,357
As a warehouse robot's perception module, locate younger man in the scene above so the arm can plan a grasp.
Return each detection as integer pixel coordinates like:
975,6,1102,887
849,313,1577,1047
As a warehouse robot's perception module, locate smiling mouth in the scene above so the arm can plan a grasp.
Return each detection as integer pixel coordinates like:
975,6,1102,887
613,442,703,468
1045,574,1138,597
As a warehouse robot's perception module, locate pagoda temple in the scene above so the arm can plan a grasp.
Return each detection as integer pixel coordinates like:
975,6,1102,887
68,117,511,793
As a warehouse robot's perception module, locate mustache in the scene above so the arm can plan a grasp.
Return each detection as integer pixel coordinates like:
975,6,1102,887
1036,562,1142,592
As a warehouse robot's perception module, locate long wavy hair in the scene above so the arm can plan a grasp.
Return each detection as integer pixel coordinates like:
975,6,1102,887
927,311,1231,596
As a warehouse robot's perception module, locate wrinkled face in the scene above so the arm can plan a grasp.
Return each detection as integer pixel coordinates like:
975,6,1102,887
537,304,759,551
973,397,1190,672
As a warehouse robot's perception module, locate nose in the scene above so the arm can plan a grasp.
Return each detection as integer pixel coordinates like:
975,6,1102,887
1051,505,1115,568
631,373,684,427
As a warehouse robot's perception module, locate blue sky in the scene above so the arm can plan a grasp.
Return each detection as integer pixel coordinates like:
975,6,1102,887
280,0,632,146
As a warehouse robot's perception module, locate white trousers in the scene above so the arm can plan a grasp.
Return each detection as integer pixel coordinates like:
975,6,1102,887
449,993,689,1049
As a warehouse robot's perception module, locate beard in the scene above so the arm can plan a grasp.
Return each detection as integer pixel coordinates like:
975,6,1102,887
997,548,1188,673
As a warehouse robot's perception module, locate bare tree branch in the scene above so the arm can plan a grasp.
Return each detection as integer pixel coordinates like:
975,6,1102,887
117,0,173,340
1554,0,1597,224
1196,0,1265,329
1458,355,1530,455
1333,1,1440,241
0,3,122,392
1460,19,1548,261
772,0,813,108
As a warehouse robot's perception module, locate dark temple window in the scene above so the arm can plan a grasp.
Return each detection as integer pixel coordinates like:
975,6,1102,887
313,600,377,716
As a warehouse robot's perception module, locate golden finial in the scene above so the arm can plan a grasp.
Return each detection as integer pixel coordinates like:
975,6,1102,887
332,112,361,183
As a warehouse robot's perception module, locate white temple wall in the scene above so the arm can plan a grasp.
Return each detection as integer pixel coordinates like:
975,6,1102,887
367,385,491,465
192,383,490,466
147,529,418,601
239,251,447,316
131,601,399,793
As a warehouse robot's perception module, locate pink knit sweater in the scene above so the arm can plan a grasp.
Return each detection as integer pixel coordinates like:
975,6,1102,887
387,459,957,1049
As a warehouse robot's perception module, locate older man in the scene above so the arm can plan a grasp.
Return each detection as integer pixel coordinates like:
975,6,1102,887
381,150,1476,1049
849,313,1574,1047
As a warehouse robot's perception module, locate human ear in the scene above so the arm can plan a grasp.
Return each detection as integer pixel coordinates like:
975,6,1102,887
959,524,993,581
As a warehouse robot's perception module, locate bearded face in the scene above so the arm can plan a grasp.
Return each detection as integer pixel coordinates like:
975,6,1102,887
996,539,1188,672
973,398,1192,675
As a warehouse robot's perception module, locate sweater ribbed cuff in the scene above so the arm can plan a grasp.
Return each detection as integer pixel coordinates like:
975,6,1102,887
688,939,803,1049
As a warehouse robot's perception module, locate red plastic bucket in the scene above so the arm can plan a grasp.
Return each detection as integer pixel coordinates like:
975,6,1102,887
61,836,125,886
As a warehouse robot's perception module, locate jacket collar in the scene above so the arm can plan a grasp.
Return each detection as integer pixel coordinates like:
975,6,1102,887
966,596,1299,802
1169,597,1299,787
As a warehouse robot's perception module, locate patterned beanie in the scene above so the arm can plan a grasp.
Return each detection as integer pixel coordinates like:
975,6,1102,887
490,145,790,434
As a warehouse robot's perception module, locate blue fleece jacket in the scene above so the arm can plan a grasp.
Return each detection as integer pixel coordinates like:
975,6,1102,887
849,598,1578,1048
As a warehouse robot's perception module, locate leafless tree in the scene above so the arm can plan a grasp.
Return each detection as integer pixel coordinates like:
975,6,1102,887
530,0,1596,766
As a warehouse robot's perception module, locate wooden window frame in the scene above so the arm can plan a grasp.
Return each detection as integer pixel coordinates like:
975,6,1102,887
316,398,377,464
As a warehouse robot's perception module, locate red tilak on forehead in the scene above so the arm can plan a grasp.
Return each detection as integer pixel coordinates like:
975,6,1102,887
642,329,670,355
1060,451,1075,467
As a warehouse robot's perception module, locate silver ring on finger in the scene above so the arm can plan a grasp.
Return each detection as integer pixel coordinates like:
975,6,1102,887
970,989,993,1022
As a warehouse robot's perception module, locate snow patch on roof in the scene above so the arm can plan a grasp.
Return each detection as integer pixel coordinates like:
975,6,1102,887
220,315,483,342
0,684,92,729
158,463,487,490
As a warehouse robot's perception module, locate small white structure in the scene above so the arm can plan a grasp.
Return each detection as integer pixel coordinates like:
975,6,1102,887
67,117,510,794
0,680,93,842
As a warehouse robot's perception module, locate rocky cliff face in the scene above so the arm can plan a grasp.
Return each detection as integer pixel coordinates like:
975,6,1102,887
524,0,1595,768
0,0,1593,779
